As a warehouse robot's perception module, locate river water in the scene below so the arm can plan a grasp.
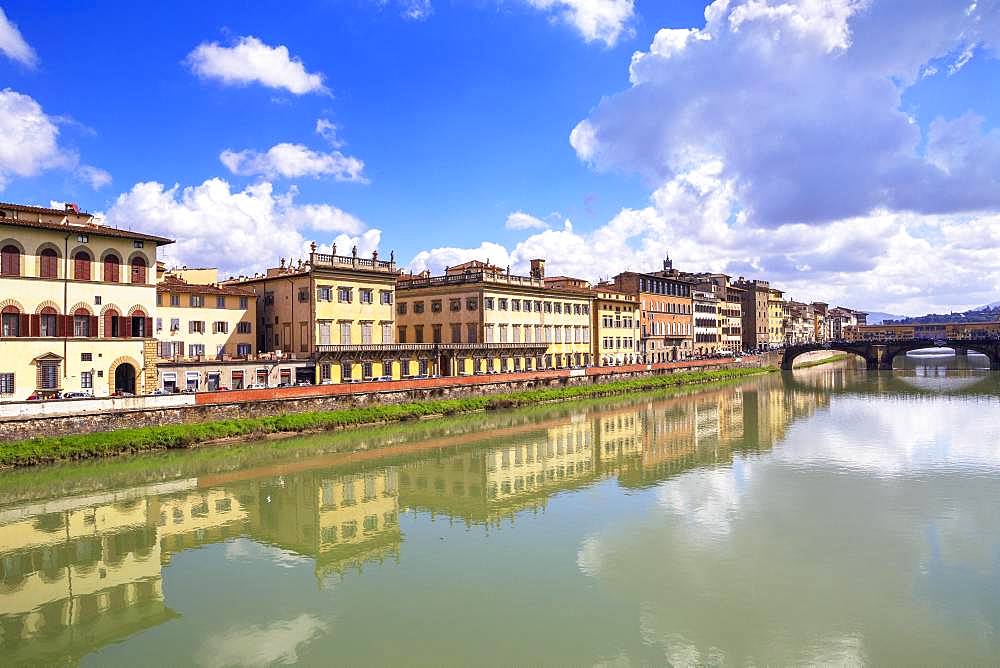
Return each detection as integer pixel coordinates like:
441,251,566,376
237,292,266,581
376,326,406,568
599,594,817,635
1,362,999,666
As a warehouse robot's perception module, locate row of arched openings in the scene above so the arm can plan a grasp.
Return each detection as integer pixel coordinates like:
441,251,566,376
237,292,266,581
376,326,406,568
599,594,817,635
1,245,147,283
1,305,150,338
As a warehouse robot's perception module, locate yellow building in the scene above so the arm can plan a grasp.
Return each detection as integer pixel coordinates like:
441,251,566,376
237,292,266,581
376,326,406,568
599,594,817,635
0,202,171,400
767,287,786,349
395,259,593,374
231,243,403,383
591,285,640,365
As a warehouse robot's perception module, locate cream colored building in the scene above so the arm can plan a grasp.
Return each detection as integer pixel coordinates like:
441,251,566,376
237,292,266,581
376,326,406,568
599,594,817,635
767,288,786,349
395,259,593,373
692,289,721,356
0,202,171,400
591,285,639,365
155,268,264,391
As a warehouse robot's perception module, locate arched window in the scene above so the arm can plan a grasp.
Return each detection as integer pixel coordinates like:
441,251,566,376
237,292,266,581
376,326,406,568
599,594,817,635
39,248,58,279
1,245,20,277
103,254,121,283
130,309,150,337
74,251,92,281
1,305,21,336
130,257,147,284
39,307,59,337
73,308,92,337
104,308,120,338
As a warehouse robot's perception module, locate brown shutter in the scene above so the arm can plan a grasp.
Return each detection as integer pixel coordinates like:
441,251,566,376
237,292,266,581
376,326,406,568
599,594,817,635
89,316,98,337
29,314,39,337
120,316,130,338
57,315,67,337
144,317,153,338
104,315,112,338
18,314,29,337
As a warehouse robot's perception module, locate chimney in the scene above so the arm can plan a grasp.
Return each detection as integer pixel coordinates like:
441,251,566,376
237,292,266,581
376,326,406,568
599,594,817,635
65,203,80,214
530,258,545,280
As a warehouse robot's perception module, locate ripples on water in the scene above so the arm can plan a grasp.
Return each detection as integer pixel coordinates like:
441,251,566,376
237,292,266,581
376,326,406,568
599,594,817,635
1,362,999,666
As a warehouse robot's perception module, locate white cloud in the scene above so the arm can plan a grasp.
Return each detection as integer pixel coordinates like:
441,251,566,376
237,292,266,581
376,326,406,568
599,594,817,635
505,211,551,230
220,143,366,182
315,118,344,148
0,88,79,190
408,241,513,275
186,36,328,95
76,164,112,189
196,614,327,668
374,0,433,20
104,178,381,277
0,7,36,67
526,0,635,46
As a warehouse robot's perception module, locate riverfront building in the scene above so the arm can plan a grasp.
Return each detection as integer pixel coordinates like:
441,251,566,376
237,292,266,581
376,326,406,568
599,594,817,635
692,289,721,356
767,287,786,348
613,262,694,363
590,284,640,365
734,278,772,352
395,259,592,372
0,202,171,400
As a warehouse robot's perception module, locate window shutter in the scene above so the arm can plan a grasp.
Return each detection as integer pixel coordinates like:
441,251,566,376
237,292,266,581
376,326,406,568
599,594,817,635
104,315,112,338
57,315,67,337
120,316,130,338
88,316,98,336
19,314,29,337
29,314,39,337
144,317,153,337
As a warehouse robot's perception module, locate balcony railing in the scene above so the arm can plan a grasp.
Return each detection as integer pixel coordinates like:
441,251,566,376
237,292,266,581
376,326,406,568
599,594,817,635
397,271,544,290
310,252,397,273
315,342,550,354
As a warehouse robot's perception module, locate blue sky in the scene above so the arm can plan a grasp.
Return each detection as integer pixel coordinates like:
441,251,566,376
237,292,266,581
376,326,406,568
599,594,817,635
2,1,1000,315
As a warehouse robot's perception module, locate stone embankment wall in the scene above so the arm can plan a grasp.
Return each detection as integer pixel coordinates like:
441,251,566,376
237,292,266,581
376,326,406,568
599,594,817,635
0,357,770,441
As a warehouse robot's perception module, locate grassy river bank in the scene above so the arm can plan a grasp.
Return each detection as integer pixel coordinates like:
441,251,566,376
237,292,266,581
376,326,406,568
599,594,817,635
0,367,775,469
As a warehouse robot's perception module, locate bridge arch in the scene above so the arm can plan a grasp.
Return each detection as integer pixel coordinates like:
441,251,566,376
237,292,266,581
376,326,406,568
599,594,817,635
781,343,875,371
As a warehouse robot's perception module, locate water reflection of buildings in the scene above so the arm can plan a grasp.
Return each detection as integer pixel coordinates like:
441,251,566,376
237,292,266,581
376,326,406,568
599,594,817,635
399,418,599,526
0,373,833,662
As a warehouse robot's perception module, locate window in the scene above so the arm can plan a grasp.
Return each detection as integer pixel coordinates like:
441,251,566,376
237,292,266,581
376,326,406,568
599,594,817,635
554,302,562,314
432,324,442,343
81,352,93,362
466,323,478,343
499,325,508,343
511,299,521,312
130,257,147,284
317,286,332,301
498,298,508,310
186,371,200,390
169,318,180,332
73,309,91,337
320,363,331,382
133,240,144,249
73,251,91,280
189,320,205,334
380,290,393,305
341,362,352,381
338,287,352,303
81,371,93,389
484,297,495,310
466,297,478,311
451,323,462,343
190,295,204,307
340,322,352,344
485,325,494,343
169,294,180,307
397,302,407,315
40,308,58,337
414,325,424,343
38,361,59,390
413,301,425,314
77,234,88,243
237,321,252,334
298,287,310,303
39,248,58,278
103,254,121,282
544,301,553,313
1,245,19,277
431,299,442,313
397,326,407,343
131,313,147,337
382,323,393,343
362,361,373,379
450,299,461,312
360,289,373,304
361,322,373,344
216,295,226,308
213,321,229,334
239,296,249,309
0,373,13,395
235,343,251,358
188,344,206,357
1,306,20,337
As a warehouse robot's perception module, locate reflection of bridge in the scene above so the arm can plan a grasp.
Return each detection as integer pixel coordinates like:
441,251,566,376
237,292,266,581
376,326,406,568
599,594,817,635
782,339,1000,371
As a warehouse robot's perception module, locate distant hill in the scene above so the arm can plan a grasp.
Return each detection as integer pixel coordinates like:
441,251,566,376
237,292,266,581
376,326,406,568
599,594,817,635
883,305,1000,325
864,311,906,324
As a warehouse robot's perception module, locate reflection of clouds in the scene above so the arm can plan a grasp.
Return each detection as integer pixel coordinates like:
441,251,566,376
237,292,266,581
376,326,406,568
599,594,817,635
639,603,725,666
774,397,1000,475
223,538,311,570
196,614,327,668
576,534,603,578
655,459,754,542
801,634,866,665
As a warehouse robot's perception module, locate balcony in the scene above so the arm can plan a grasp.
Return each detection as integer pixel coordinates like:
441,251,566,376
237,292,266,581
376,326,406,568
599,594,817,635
397,271,544,290
310,252,397,273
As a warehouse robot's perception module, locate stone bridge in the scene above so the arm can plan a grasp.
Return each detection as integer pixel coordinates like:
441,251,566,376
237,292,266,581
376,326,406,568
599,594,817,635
781,339,1000,371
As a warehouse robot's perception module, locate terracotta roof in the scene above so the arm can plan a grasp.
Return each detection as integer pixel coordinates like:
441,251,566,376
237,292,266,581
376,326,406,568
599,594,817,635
0,206,173,245
157,275,256,297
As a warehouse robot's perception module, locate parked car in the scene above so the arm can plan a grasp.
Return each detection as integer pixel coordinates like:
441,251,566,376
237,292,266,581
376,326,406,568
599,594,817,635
295,380,313,386
111,391,134,398
149,388,171,395
247,382,267,390
58,390,93,399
